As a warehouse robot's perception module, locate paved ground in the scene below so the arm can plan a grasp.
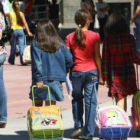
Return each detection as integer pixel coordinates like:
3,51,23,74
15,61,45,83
0,27,140,140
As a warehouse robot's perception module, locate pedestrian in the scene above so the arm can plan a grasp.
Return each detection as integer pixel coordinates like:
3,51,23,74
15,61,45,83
0,2,7,128
102,13,140,112
18,0,25,12
30,19,73,107
6,0,32,65
81,0,96,31
130,0,140,56
96,0,110,41
48,0,60,32
24,0,33,24
65,9,104,140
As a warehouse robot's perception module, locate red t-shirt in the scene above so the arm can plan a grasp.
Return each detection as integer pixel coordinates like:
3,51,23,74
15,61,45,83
24,0,33,14
65,30,100,71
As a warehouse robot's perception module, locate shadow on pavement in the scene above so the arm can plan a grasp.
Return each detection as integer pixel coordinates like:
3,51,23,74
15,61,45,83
0,131,29,140
63,126,138,139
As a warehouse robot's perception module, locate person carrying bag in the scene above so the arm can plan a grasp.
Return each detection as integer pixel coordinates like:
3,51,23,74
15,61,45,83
0,2,8,129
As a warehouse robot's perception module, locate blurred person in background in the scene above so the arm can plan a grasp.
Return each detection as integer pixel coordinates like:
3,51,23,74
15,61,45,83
0,2,7,128
96,0,110,41
6,0,32,65
48,0,59,32
81,0,96,31
130,0,140,57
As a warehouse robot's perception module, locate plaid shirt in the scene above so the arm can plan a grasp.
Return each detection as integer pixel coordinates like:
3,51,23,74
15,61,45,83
102,34,140,81
102,34,140,97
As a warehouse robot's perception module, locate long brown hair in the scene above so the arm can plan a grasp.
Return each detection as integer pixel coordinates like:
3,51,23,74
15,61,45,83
74,9,90,47
12,0,24,26
105,12,130,36
35,19,61,53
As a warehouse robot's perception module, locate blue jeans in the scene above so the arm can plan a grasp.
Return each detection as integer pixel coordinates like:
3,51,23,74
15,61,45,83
0,54,7,123
134,19,140,56
8,29,25,65
70,70,98,137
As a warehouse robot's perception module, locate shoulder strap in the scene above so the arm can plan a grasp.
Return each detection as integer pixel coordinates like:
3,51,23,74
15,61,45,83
1,11,8,27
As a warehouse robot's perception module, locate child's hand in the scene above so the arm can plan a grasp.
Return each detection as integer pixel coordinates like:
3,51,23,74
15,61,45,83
28,31,33,36
99,77,104,85
104,81,109,88
36,82,44,88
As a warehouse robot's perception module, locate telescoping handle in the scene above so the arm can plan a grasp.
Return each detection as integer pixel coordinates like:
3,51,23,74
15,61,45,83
93,80,100,110
31,85,51,106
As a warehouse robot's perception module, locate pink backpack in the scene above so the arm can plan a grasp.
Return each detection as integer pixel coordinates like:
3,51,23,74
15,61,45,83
96,105,132,129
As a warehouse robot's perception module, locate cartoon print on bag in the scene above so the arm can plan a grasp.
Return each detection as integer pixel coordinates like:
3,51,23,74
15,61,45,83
105,110,126,126
41,117,58,126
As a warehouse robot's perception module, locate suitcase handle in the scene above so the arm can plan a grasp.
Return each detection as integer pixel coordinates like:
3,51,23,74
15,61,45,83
31,85,51,106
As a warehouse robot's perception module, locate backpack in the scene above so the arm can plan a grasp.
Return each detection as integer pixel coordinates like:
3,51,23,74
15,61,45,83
96,105,132,139
96,105,132,128
0,12,6,32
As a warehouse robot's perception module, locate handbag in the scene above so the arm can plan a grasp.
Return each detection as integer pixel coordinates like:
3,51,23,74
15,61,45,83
0,13,13,43
22,36,31,64
1,26,13,43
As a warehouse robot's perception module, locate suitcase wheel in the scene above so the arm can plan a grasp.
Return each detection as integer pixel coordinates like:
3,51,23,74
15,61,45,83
136,130,140,137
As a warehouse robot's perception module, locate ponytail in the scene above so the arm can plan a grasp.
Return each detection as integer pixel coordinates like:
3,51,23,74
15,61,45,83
74,9,89,48
74,25,85,47
13,1,24,26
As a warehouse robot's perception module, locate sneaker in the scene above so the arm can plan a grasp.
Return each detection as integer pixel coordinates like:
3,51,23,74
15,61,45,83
71,128,83,138
0,123,6,128
79,136,93,140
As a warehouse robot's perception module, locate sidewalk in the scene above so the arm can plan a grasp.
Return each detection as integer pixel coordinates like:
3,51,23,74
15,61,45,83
0,24,140,140
0,98,139,140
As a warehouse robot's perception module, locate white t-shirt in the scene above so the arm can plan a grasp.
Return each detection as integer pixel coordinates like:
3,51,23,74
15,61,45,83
96,2,109,18
0,0,10,13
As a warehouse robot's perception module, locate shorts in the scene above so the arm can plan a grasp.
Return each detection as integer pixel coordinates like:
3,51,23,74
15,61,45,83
29,80,64,101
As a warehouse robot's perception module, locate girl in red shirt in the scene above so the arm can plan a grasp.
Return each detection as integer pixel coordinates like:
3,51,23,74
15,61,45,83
66,9,103,140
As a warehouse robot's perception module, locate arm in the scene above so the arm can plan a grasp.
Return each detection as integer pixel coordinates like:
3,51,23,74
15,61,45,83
63,45,73,69
5,13,10,18
94,42,104,85
130,5,140,23
130,36,140,64
31,41,43,88
21,13,32,36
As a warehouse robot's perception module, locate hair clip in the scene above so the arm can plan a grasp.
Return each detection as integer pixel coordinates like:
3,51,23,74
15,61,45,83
79,24,82,27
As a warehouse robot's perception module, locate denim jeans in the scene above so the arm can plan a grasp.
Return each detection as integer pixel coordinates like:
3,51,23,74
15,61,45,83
70,70,98,137
134,19,140,56
8,29,25,64
0,61,7,123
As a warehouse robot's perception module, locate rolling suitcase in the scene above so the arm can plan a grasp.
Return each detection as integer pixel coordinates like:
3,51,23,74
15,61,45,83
27,85,64,140
94,82,132,139
131,65,140,137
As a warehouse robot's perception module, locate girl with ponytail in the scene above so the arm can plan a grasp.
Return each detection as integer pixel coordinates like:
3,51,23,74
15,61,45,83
65,9,104,140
